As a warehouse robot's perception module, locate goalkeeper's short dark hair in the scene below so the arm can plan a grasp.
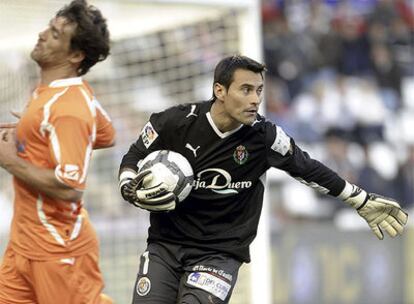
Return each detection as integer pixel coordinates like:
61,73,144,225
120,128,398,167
212,55,266,100
56,0,110,76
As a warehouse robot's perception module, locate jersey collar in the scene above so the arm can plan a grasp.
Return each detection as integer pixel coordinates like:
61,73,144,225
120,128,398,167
49,77,83,88
206,112,243,139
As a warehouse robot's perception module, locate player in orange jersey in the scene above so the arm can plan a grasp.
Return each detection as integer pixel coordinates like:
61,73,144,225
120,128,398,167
0,1,114,303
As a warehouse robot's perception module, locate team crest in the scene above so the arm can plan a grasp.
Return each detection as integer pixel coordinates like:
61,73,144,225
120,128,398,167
136,276,151,296
141,121,159,149
233,145,248,165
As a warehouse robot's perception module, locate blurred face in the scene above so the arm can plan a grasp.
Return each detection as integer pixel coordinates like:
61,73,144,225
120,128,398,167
31,16,77,69
215,69,264,128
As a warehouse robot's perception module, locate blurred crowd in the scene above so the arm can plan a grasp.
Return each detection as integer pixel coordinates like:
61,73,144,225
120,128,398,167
262,0,414,223
1,0,413,233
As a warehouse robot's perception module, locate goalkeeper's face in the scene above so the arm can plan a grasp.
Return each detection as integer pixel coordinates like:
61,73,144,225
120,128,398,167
31,16,78,70
217,69,263,128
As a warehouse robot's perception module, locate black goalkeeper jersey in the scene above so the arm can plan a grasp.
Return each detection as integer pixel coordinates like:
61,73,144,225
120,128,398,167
120,100,346,262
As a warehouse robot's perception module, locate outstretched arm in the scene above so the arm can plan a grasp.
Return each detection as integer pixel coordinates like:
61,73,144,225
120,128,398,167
265,122,408,239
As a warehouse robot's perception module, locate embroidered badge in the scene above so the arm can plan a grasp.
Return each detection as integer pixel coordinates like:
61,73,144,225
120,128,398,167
233,145,248,165
141,122,158,149
136,277,151,296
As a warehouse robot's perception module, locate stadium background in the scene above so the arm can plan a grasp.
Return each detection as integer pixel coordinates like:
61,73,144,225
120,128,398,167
0,0,413,303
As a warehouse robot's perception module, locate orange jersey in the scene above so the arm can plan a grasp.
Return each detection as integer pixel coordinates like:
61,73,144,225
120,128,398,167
10,77,115,260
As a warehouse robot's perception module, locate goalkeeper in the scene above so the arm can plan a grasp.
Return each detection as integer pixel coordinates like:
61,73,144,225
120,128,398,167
119,55,408,304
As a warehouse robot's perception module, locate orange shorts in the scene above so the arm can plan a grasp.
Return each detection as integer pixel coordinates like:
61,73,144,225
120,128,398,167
0,245,113,304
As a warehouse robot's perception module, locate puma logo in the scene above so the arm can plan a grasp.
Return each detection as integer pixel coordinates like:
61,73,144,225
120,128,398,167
186,105,198,118
185,143,200,157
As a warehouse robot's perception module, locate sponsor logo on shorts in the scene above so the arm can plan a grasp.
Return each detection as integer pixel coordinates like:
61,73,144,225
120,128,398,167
192,265,233,281
136,276,151,296
187,272,231,301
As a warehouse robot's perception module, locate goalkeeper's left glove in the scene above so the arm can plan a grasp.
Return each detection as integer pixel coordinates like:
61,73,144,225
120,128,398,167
342,183,408,240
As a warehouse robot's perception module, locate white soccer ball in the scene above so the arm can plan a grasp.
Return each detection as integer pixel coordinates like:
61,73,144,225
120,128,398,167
138,150,194,202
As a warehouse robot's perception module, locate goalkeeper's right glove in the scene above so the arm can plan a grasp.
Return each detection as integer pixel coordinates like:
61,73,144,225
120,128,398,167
342,183,408,240
119,169,176,212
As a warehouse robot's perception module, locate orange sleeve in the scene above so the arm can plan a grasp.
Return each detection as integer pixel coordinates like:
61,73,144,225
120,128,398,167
94,99,115,149
49,116,92,190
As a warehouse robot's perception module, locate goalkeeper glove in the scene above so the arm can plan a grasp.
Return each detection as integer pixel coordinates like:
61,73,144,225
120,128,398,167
342,183,408,240
119,169,176,212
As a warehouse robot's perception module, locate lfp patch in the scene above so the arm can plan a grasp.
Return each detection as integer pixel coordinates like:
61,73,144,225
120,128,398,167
136,277,151,296
233,145,248,165
141,121,158,149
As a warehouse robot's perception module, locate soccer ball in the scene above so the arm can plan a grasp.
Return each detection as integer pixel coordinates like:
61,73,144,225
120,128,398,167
138,150,194,202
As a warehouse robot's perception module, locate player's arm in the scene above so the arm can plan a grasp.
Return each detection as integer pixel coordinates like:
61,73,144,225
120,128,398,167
93,123,115,149
118,143,142,198
266,123,408,239
0,122,17,129
0,111,23,129
0,129,82,201
119,114,176,211
93,98,115,149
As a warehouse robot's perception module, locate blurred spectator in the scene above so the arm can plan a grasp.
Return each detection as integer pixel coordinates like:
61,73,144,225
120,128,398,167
307,0,334,36
322,128,358,183
335,18,372,76
312,128,361,217
263,15,320,99
389,18,414,76
356,143,399,198
369,0,414,28
370,43,403,109
368,0,399,26
367,21,389,45
395,0,414,29
262,0,281,24
316,28,342,71
261,0,413,222
291,76,389,144
289,83,325,142
394,145,414,209
265,76,295,134
367,0,414,76
343,77,388,144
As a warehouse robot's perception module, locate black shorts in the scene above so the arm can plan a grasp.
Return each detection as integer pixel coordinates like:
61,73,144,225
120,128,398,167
131,241,242,304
